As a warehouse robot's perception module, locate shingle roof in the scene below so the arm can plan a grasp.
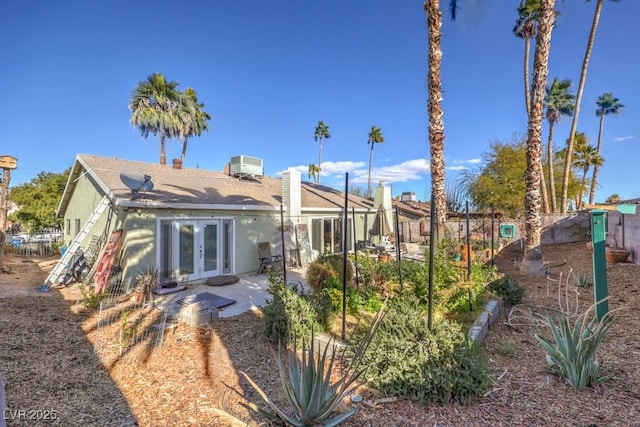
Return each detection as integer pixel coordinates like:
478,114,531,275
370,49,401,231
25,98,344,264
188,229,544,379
60,154,373,214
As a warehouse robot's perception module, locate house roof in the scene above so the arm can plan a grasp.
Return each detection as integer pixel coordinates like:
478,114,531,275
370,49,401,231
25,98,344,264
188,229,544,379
56,154,374,217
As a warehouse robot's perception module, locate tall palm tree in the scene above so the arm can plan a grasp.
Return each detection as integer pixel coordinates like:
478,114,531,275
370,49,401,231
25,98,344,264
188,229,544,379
307,164,319,183
573,143,603,210
588,92,623,204
177,87,212,163
522,0,556,276
366,126,384,198
314,121,331,184
559,0,623,213
424,0,447,234
129,73,181,165
544,77,575,212
513,0,541,116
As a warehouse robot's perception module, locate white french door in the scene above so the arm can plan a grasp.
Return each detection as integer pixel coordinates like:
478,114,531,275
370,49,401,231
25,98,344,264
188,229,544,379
160,219,233,282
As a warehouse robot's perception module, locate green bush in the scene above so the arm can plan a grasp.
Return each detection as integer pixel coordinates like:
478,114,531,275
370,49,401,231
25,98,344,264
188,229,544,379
78,284,108,309
349,297,492,404
488,276,525,306
305,254,354,293
260,275,322,346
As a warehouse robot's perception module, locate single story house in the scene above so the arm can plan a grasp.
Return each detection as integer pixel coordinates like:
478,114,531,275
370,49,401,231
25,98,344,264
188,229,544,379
51,154,394,285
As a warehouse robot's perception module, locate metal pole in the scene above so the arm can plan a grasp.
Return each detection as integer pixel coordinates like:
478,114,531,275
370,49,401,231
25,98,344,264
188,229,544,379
466,201,471,279
280,204,287,285
395,205,402,290
428,194,436,330
342,173,349,341
352,207,359,289
491,206,495,267
590,209,609,320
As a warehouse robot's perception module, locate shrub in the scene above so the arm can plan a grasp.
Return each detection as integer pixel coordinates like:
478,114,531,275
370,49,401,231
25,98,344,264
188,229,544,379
571,270,591,288
260,275,322,346
349,297,492,404
488,276,525,306
78,284,108,309
305,254,354,293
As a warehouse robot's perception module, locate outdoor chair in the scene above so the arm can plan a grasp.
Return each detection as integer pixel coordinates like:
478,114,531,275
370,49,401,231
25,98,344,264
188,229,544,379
257,242,283,273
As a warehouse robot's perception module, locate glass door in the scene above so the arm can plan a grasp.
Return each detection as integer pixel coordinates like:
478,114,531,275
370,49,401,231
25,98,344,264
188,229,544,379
160,219,231,282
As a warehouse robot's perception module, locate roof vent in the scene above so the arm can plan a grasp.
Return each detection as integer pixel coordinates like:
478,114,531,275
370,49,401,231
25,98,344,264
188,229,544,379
229,155,263,181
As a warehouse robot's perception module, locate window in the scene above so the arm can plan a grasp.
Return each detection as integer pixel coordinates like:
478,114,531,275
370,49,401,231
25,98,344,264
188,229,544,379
66,219,71,236
75,219,81,236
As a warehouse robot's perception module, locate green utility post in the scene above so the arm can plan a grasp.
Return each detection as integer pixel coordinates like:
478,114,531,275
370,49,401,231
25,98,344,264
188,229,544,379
590,209,608,320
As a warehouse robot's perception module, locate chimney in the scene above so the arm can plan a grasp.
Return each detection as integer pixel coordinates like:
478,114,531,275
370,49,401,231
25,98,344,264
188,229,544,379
282,169,302,220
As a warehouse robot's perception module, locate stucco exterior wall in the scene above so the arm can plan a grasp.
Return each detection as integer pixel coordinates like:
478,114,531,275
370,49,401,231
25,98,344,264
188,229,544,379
606,211,638,263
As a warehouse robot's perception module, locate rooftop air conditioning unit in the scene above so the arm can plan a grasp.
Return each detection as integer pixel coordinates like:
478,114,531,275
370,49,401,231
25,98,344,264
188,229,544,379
229,155,264,178
401,192,416,202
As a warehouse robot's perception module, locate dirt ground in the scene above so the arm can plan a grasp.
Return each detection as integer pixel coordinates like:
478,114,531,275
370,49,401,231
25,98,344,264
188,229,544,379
1,241,639,426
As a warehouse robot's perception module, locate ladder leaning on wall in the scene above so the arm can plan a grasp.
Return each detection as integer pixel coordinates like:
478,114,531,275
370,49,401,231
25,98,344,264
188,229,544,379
44,196,111,287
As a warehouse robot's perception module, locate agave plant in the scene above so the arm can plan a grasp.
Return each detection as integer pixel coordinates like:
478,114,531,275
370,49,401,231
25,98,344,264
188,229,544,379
241,304,386,426
535,305,615,390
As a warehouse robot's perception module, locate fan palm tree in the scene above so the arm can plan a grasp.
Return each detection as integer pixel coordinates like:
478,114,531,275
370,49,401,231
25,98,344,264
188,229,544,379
366,126,384,198
314,121,331,184
177,87,212,163
545,77,575,212
129,73,181,165
588,92,623,204
307,164,319,183
424,0,447,234
513,0,540,116
521,0,556,276
573,143,603,210
559,0,623,213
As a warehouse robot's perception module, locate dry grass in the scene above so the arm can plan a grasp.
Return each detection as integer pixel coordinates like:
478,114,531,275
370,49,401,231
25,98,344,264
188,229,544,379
1,241,639,426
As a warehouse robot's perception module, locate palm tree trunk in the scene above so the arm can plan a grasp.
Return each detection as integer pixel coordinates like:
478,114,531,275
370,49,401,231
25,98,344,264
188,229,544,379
539,158,549,213
181,136,189,162
560,0,603,213
522,0,555,277
547,121,557,212
588,113,606,204
425,0,447,236
579,168,589,210
367,143,374,198
524,38,531,116
160,134,167,165
317,138,323,184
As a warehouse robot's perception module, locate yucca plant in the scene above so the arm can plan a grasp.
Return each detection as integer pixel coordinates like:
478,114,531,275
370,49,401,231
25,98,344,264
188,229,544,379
571,269,591,288
241,303,386,426
535,304,615,390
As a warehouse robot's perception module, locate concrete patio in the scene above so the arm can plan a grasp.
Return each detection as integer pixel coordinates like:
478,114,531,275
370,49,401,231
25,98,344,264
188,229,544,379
152,268,309,320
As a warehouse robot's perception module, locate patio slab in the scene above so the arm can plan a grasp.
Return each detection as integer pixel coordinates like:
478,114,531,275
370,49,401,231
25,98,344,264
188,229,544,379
153,268,308,319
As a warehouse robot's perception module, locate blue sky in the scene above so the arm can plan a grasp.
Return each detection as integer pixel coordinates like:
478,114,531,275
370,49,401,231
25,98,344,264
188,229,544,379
1,1,637,203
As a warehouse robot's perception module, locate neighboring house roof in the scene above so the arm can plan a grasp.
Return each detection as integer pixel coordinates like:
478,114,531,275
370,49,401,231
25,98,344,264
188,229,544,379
57,154,373,217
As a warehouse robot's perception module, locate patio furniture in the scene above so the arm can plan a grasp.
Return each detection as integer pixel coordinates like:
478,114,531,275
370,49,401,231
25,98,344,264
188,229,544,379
257,242,283,273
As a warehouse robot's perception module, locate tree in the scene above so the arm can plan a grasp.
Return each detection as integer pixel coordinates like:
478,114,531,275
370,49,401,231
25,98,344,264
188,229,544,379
465,136,528,218
560,0,623,213
573,143,603,210
366,126,384,198
513,0,541,116
522,0,556,277
424,0,447,236
544,77,575,212
605,193,621,203
129,73,181,165
588,92,623,204
314,121,331,184
8,169,70,232
177,87,211,162
307,164,319,183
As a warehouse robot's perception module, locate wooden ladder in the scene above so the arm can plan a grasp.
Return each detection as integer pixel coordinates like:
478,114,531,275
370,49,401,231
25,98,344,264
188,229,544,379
93,229,123,294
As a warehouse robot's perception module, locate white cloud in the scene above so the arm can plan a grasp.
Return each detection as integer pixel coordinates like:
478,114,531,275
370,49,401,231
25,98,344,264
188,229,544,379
613,135,634,142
